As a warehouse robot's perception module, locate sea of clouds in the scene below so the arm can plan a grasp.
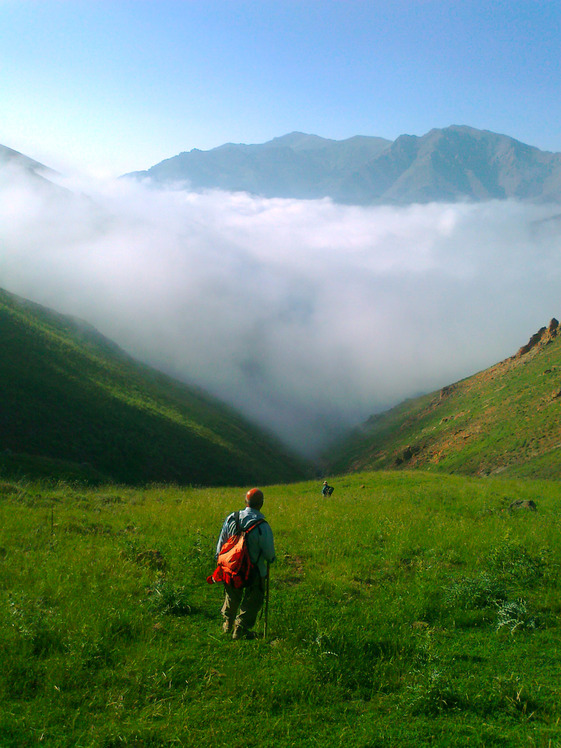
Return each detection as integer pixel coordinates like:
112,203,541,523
1,164,561,455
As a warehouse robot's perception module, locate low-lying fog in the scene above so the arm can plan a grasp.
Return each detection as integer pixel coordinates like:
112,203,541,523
2,164,561,455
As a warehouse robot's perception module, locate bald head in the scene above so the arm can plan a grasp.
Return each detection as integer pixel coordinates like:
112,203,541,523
245,488,264,510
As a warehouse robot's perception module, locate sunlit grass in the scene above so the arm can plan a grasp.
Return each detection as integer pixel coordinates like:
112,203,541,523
1,472,561,746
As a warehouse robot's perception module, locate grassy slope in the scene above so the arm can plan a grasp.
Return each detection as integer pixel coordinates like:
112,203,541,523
1,472,560,746
329,322,561,478
0,288,307,486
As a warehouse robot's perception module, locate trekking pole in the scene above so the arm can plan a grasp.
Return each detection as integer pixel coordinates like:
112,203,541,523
264,562,270,639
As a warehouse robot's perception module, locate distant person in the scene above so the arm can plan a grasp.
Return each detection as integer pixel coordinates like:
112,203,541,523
322,481,334,497
212,488,275,640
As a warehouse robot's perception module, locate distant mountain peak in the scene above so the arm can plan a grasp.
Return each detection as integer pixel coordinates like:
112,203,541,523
124,126,561,205
264,132,337,150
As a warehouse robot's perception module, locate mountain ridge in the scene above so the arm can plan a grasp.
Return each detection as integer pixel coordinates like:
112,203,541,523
125,125,561,205
0,144,57,176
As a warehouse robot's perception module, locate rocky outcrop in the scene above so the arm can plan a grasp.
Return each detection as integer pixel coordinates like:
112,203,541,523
395,444,421,465
515,319,559,358
439,384,456,400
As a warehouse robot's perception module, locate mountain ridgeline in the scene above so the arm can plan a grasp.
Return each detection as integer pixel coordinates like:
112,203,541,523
0,144,57,177
327,319,561,479
126,126,561,205
0,288,307,486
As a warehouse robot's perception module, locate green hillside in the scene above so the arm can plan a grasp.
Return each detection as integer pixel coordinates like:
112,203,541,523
329,319,561,478
0,288,307,486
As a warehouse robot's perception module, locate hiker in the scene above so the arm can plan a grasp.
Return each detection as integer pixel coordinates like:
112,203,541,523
213,488,275,640
322,480,334,497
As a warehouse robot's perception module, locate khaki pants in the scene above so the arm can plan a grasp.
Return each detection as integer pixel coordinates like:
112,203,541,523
221,572,265,632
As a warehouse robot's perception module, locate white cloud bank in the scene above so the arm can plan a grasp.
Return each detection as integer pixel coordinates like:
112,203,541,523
1,166,561,455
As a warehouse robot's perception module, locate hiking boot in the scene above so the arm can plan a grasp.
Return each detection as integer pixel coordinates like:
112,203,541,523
232,626,257,641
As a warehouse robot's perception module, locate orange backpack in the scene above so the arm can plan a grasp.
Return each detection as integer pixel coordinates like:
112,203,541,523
207,512,265,588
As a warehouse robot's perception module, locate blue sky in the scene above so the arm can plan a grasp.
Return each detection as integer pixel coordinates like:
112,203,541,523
2,0,560,176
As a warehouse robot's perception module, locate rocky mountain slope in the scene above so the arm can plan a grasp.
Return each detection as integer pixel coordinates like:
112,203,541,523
327,319,561,478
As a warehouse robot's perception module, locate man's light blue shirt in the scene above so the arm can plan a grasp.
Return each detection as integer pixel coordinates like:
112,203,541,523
216,506,275,578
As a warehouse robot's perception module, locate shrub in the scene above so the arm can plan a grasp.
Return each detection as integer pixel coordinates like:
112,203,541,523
407,667,466,715
487,536,548,586
444,572,507,610
495,598,537,633
148,579,193,616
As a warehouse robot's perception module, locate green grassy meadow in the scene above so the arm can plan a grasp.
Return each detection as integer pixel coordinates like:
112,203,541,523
1,472,560,746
